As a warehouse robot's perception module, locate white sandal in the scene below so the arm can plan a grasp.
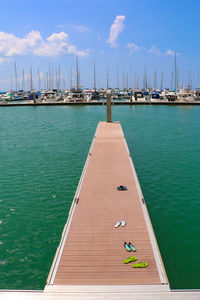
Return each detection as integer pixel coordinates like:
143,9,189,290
120,220,126,227
114,221,121,228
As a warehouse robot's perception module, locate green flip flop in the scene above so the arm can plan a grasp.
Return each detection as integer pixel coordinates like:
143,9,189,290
123,256,137,264
132,261,148,268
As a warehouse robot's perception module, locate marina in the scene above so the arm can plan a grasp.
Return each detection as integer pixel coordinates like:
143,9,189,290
1,87,200,105
1,54,200,106
1,0,200,298
0,106,198,298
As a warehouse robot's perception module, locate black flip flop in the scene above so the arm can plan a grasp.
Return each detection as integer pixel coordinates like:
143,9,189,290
117,185,127,191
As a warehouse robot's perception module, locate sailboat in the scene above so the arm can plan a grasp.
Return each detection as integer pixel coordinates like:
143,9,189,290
67,56,86,102
91,59,100,100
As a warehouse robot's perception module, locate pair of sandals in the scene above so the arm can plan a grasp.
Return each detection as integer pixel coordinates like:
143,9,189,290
115,220,126,228
123,256,148,268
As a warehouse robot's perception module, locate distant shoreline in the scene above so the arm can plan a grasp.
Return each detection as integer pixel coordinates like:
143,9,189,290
1,100,200,107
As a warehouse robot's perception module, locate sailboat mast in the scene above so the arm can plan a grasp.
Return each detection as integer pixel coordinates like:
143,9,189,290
46,72,48,91
56,68,58,90
174,52,177,90
38,68,40,91
22,69,25,91
160,71,164,91
188,70,191,88
76,55,79,90
30,66,33,91
26,72,29,91
70,68,72,90
144,65,148,90
171,71,173,91
14,62,18,91
48,62,51,90
93,59,96,90
10,76,13,91
52,68,54,90
58,64,61,90
44,76,46,91
153,70,157,90
130,64,132,89
176,67,179,89
116,65,119,89
107,66,109,90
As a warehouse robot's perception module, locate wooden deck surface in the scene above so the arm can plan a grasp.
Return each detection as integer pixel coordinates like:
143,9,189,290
47,121,168,286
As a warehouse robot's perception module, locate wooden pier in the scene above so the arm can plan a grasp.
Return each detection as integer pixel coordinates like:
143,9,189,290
45,121,169,296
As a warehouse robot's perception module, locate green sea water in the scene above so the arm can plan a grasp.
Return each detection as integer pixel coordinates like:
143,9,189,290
0,105,200,290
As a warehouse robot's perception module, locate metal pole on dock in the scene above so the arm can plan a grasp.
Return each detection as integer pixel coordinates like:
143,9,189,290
106,90,112,122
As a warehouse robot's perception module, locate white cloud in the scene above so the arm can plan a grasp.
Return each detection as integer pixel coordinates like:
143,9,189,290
166,49,179,56
73,25,91,32
127,43,145,53
148,45,162,56
0,30,89,58
57,24,64,28
148,46,179,56
166,49,174,56
107,15,125,48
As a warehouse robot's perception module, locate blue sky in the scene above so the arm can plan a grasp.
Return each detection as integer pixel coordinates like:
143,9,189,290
0,0,199,90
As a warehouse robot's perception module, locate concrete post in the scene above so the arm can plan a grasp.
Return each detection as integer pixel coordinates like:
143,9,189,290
106,90,112,122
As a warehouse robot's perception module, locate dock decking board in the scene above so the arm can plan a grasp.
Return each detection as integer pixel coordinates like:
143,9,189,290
46,121,168,287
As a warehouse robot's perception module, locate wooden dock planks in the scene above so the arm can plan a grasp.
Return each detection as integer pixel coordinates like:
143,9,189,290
46,121,168,286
